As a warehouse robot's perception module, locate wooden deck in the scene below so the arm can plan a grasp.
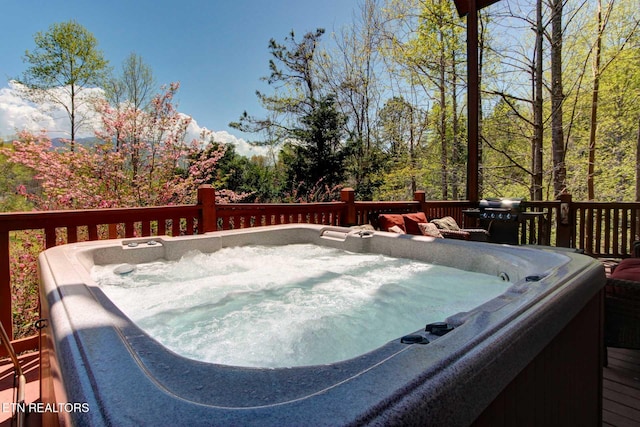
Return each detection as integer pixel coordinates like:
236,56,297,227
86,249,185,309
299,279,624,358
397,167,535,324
604,347,640,426
0,351,40,427
0,348,638,426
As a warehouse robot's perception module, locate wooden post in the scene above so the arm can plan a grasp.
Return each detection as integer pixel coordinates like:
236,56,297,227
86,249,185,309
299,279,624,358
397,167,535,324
0,230,12,340
198,185,218,233
340,188,356,226
414,190,427,213
453,0,502,202
556,192,573,248
466,0,480,203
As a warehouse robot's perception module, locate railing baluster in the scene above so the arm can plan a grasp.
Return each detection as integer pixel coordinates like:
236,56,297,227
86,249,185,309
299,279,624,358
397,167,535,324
107,223,117,239
632,208,639,243
578,207,586,252
88,224,99,240
0,230,11,340
45,227,56,249
595,208,611,253
67,226,78,244
585,208,597,254
613,209,620,257
125,222,135,238
622,208,629,256
142,221,151,237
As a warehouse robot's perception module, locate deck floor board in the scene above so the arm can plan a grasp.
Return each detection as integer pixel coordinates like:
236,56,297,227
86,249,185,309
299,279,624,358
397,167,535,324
604,348,640,426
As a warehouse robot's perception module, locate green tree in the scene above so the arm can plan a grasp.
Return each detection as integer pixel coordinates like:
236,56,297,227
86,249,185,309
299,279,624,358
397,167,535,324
17,20,109,146
233,29,352,200
104,52,156,112
381,0,466,199
283,95,349,200
377,96,428,197
580,47,640,201
317,1,386,198
231,28,327,138
196,142,278,202
0,140,36,212
481,99,534,198
103,53,156,153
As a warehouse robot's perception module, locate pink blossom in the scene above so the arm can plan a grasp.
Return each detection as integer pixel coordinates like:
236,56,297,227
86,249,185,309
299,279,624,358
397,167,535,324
1,83,244,210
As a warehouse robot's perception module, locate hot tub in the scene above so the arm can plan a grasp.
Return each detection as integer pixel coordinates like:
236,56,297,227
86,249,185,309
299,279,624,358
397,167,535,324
37,224,605,426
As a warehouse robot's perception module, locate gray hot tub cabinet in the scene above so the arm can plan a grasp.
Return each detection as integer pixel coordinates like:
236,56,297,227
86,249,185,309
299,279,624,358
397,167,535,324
37,224,605,426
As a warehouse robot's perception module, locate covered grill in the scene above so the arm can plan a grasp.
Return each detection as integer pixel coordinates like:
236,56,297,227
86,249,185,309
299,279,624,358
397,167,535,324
479,198,523,221
478,198,524,244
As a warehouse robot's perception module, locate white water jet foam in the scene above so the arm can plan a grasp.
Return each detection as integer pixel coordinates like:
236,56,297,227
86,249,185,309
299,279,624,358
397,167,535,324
91,244,511,368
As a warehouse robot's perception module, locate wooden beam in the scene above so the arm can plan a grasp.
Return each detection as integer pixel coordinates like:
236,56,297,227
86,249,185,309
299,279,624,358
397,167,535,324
453,0,500,17
466,0,480,202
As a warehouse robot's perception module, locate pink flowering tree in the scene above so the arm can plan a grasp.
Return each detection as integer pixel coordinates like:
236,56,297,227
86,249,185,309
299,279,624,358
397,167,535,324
2,83,244,338
3,83,240,209
5,130,126,209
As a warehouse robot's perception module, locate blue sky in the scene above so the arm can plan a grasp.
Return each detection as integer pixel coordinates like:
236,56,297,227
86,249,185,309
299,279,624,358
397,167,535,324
0,0,360,155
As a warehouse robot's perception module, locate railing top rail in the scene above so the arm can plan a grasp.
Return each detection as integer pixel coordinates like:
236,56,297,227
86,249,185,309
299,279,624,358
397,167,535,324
421,201,476,208
521,200,561,207
354,201,420,207
0,204,201,232
355,200,472,205
216,203,344,217
572,201,640,208
217,201,344,209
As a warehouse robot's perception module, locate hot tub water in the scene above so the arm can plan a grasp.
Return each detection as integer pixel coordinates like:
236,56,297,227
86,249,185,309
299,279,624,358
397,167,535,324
91,243,511,368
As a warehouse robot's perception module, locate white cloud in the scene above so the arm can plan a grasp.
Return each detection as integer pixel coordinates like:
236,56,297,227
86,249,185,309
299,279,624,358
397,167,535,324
185,118,271,159
0,82,270,160
0,80,102,139
0,81,56,136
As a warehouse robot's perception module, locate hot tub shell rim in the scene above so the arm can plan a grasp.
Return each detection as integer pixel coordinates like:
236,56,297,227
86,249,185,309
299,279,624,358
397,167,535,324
37,224,605,427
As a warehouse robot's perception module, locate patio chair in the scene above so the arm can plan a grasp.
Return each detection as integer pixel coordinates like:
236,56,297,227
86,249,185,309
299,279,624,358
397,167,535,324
374,213,489,241
604,242,640,366
429,216,490,242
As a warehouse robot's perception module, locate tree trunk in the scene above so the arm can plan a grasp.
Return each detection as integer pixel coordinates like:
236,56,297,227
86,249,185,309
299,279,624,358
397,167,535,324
478,12,487,200
551,0,566,198
410,104,417,195
588,0,604,201
439,26,448,199
70,83,76,151
452,49,460,199
532,0,544,201
636,113,640,202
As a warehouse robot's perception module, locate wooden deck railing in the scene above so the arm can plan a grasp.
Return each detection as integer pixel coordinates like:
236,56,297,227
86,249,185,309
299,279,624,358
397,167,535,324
0,185,347,347
215,202,345,229
2,186,640,355
520,200,560,246
0,200,205,354
574,201,640,258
